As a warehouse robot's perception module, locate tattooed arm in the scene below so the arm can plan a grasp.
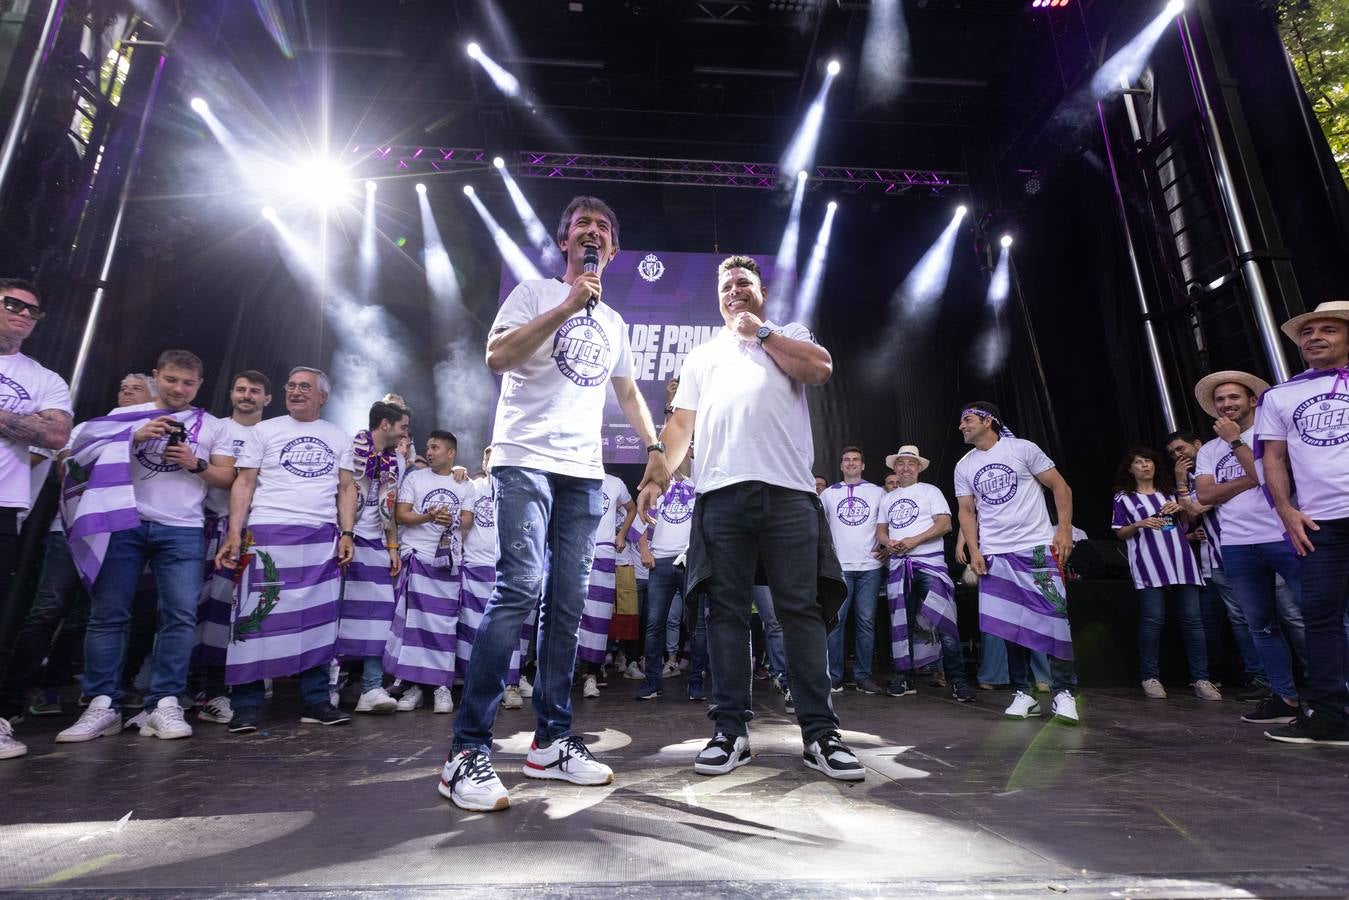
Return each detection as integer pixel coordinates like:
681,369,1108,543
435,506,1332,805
0,408,73,451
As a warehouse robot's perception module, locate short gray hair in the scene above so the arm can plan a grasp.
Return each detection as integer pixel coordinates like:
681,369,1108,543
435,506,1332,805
288,366,332,397
123,372,158,398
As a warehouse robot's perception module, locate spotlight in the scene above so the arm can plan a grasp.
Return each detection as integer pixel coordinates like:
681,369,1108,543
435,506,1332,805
1166,0,1184,13
467,42,482,59
189,97,209,115
366,180,378,192
797,170,808,182
956,204,968,217
492,156,505,169
827,200,838,212
415,183,427,195
826,59,841,76
1000,234,1014,249
463,185,475,196
261,205,277,220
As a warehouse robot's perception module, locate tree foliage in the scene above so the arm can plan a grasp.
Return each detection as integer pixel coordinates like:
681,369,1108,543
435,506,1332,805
1278,0,1349,186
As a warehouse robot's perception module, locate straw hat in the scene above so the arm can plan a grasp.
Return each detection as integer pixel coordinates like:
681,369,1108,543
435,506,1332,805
1194,370,1271,419
884,444,929,472
1281,300,1349,342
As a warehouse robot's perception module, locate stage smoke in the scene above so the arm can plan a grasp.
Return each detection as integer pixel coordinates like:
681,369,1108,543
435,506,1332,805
770,170,810,320
463,188,543,282
358,180,378,301
1091,0,1185,99
792,201,838,324
894,205,966,329
495,162,562,270
975,246,1012,378
859,0,908,105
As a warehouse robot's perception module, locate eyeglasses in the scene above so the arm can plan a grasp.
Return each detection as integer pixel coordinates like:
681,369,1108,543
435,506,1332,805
2,295,45,320
284,382,316,393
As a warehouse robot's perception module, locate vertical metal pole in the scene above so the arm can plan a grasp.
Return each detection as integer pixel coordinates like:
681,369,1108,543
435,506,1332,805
68,52,167,404
1096,100,1181,431
0,0,65,200
1178,10,1291,382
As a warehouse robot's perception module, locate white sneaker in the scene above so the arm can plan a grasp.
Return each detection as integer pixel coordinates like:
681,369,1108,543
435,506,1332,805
197,695,233,724
1003,691,1041,719
517,675,533,699
397,685,424,712
694,732,751,776
355,687,398,714
1142,678,1167,699
660,661,680,679
622,661,644,680
0,717,27,759
141,697,193,740
1051,690,1080,724
502,685,524,709
582,674,600,698
1193,680,1223,701
439,749,510,812
523,735,613,785
56,696,122,742
803,731,866,782
433,686,455,714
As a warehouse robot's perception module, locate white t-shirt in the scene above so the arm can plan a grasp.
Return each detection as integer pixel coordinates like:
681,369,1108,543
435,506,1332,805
463,477,498,568
123,402,230,529
674,322,817,495
953,437,1057,555
878,481,952,557
1194,426,1283,546
820,480,885,571
205,418,254,517
237,415,354,528
19,447,53,529
0,352,71,510
1255,370,1349,522
398,467,475,559
489,278,633,480
354,454,406,541
650,478,697,559
597,473,632,547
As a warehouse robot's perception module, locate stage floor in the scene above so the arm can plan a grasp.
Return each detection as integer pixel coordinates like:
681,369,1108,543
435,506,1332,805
2,678,1347,898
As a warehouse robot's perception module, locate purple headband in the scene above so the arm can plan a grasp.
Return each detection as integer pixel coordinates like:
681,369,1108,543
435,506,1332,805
959,407,1015,438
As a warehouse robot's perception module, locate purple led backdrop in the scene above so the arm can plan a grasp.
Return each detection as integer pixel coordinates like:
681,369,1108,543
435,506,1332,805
500,250,777,462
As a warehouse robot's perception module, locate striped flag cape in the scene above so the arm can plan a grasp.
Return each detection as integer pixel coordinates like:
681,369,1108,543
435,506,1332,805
977,544,1074,660
887,552,959,671
62,406,206,588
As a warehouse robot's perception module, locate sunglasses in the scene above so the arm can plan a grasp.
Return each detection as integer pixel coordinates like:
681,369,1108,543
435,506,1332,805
2,295,45,320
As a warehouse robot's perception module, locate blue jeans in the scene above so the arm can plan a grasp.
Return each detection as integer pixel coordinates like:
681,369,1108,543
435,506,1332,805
360,656,384,692
232,666,329,709
1205,569,1265,682
978,633,1051,686
1298,517,1349,721
0,532,89,717
453,466,602,752
752,585,789,681
1137,584,1208,681
827,567,884,683
1223,541,1303,700
641,556,697,690
82,521,205,709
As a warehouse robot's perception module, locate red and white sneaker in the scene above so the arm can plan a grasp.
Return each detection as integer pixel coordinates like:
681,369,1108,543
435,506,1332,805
523,735,613,785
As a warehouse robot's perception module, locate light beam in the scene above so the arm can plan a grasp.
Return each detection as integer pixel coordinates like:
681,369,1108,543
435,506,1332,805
463,189,543,282
771,170,810,320
494,162,562,270
780,66,841,179
1091,0,1186,99
793,201,839,324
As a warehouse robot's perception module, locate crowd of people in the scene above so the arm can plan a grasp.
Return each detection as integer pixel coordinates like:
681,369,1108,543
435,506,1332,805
0,196,1345,815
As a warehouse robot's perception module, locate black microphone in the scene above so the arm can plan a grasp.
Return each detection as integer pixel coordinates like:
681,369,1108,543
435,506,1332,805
582,246,599,315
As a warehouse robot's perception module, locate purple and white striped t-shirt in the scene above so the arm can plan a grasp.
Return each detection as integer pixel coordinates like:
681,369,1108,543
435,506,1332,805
1186,470,1222,575
1111,491,1204,590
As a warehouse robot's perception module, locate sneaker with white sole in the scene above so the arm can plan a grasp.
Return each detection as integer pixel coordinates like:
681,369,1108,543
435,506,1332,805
1051,690,1080,724
140,697,193,740
517,675,534,699
582,674,600,698
433,686,455,714
1141,678,1167,699
502,685,524,709
694,732,751,775
1193,680,1223,701
660,661,680,679
523,735,614,785
803,731,865,781
197,695,233,724
1003,691,1041,719
397,685,424,712
622,661,644,680
0,718,27,759
439,749,510,812
56,695,122,742
1241,695,1299,724
355,687,398,714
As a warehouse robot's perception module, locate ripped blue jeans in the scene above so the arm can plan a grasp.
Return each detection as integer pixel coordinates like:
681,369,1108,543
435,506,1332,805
452,465,602,753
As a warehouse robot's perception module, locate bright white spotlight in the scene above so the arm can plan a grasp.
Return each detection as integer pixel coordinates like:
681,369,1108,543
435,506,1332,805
780,67,841,178
956,204,968,217
467,42,482,59
797,170,808,183
893,207,966,326
1091,0,1186,98
366,180,377,192
463,185,475,196
290,159,348,206
492,156,505,169
1166,0,1184,13
793,202,839,324
827,200,838,212
416,183,427,194
826,59,841,76
189,97,208,115
261,205,277,220
1000,234,1014,249
467,44,521,97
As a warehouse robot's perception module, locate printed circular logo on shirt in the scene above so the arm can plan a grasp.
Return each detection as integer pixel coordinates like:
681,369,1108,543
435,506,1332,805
0,373,32,413
601,491,612,516
422,488,461,518
1292,392,1349,447
973,463,1018,505
660,493,694,524
280,436,335,478
1215,452,1244,484
887,498,920,529
473,492,495,527
552,317,611,387
134,436,183,474
836,494,871,526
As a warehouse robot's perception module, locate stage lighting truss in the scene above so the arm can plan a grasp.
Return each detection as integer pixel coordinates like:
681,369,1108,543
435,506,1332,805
354,146,966,196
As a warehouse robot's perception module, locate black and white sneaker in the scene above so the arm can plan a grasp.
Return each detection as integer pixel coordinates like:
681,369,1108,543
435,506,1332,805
1264,710,1349,746
228,706,259,734
694,732,752,776
1240,695,1299,725
300,702,352,726
803,731,865,781
440,749,510,811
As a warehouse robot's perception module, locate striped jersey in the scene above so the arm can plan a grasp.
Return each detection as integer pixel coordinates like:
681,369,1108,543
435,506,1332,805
1111,491,1204,590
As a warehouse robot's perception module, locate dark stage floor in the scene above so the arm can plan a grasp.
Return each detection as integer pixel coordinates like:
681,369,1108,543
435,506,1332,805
2,677,1347,898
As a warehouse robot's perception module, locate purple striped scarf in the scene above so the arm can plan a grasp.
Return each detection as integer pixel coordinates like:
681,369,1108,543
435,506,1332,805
887,552,959,671
977,545,1073,660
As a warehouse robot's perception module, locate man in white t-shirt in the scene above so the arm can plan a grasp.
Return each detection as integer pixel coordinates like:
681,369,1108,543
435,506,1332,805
638,254,864,783
58,350,236,744
212,366,358,733
1254,301,1349,745
820,446,886,694
442,196,665,814
193,369,271,726
953,401,1080,724
1193,370,1305,728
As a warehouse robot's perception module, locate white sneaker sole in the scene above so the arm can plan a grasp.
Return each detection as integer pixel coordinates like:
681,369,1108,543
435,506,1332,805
694,749,751,776
1004,707,1042,719
437,776,510,811
433,705,454,714
0,744,28,759
140,724,193,739
803,755,866,782
1052,712,1080,725
55,719,122,742
522,759,614,785
356,703,397,714
197,712,232,724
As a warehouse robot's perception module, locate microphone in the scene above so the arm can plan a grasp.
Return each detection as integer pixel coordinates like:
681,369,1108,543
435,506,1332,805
582,246,599,316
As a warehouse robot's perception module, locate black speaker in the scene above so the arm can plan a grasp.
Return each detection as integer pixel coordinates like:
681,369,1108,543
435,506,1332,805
1066,539,1131,580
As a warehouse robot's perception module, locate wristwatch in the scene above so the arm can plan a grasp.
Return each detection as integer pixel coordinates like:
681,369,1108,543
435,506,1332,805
191,459,208,474
1229,438,1245,450
340,530,355,538
755,325,774,344
646,441,666,455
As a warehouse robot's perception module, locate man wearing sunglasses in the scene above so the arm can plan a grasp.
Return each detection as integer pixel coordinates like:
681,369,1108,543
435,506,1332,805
0,278,71,760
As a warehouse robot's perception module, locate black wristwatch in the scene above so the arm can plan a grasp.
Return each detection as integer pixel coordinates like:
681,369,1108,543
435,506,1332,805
755,325,774,344
340,530,355,538
191,459,208,474
1229,438,1245,450
646,441,666,455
